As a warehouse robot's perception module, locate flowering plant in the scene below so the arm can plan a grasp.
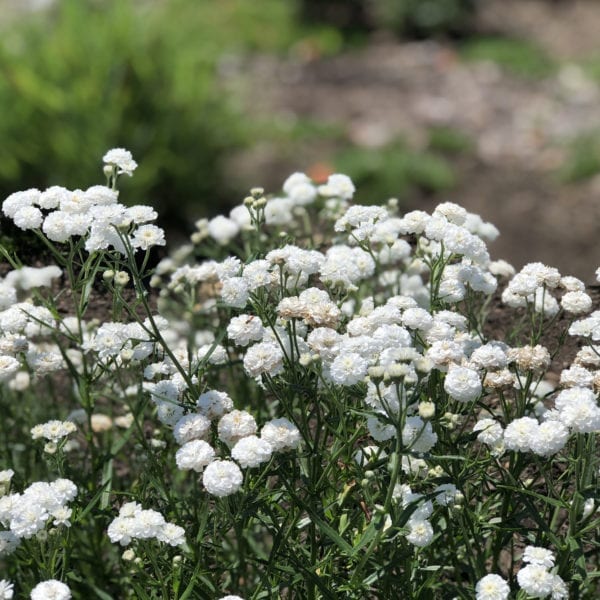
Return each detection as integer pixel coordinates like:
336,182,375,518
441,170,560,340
0,151,598,598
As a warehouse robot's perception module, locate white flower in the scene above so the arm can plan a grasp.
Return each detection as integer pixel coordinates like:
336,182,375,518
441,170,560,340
231,435,273,468
13,205,43,230
51,506,72,527
218,410,257,447
0,579,13,599
549,574,568,600
227,315,264,347
173,413,211,444
196,390,234,420
265,197,294,226
125,204,157,223
555,387,600,433
504,417,539,452
402,307,434,331
242,259,274,290
5,265,62,290
561,291,592,315
243,341,284,378
475,574,510,600
131,225,166,250
318,173,355,200
84,185,119,206
405,518,434,547
469,343,508,370
402,417,437,453
426,340,465,369
444,365,482,402
329,352,368,386
103,148,137,175
220,277,249,309
522,546,555,568
260,418,301,451
530,421,569,457
175,440,216,472
202,460,243,497
367,417,396,442
0,356,20,382
2,189,40,218
107,516,135,546
42,211,74,242
30,580,72,600
130,509,165,540
208,216,240,245
50,478,78,503
433,483,459,506
30,420,77,443
517,563,554,598
560,365,593,388
474,419,504,446
286,180,317,206
156,522,186,547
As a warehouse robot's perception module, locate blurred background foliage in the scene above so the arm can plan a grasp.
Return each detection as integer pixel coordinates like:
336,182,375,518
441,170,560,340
0,0,339,229
0,0,482,232
300,0,476,38
3,0,600,240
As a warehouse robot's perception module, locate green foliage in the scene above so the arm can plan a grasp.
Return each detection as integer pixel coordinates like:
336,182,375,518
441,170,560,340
300,0,477,38
427,126,473,155
0,0,322,228
371,0,476,37
559,132,600,183
334,140,457,203
460,36,555,79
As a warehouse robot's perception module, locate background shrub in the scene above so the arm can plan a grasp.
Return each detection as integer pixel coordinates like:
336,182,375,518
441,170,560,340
0,0,307,229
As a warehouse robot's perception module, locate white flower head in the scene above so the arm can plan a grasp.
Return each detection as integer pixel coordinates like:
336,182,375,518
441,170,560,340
0,579,13,599
475,574,510,600
202,460,243,497
103,148,137,176
30,580,72,600
522,545,555,568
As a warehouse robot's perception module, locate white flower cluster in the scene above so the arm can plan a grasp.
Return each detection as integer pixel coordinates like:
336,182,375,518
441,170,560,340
476,376,600,459
172,387,300,497
517,546,568,599
476,546,567,599
152,170,599,516
0,477,77,550
30,419,77,443
82,319,157,362
107,501,185,547
503,262,592,318
202,172,349,246
2,150,164,254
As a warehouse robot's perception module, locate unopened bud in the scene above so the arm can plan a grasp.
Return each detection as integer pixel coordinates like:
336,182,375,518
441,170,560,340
114,271,130,286
418,401,435,419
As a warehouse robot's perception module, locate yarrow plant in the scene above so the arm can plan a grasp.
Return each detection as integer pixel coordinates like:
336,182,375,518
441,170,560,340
0,152,598,598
